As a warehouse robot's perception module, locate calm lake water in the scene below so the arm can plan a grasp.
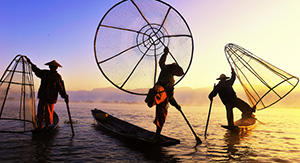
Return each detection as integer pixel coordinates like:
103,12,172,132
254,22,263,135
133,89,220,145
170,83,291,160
0,101,300,162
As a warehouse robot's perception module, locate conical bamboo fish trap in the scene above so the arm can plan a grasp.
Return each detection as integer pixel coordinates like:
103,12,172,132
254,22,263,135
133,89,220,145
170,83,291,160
225,43,299,111
0,55,37,133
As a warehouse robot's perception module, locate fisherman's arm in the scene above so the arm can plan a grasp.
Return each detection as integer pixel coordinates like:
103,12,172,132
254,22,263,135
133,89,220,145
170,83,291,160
159,47,169,69
169,96,181,111
25,56,43,78
208,85,218,101
229,68,236,85
58,78,69,103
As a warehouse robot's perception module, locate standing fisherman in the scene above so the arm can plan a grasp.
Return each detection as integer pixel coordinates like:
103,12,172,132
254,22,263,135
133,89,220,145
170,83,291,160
145,47,183,141
208,68,255,127
26,57,69,129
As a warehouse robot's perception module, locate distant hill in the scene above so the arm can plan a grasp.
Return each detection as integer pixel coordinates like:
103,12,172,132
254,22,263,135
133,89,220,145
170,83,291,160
67,87,142,104
66,86,300,107
67,87,210,105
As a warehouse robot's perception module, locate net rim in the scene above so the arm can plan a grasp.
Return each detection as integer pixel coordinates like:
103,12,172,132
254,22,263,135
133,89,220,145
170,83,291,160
94,0,194,95
254,77,299,110
0,118,35,133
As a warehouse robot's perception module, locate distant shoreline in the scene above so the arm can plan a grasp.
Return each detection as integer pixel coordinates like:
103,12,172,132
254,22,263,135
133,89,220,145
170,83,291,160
59,86,300,108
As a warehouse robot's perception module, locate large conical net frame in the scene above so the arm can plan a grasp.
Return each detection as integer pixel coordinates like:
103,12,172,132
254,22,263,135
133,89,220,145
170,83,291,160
225,43,299,111
94,0,194,95
0,55,37,133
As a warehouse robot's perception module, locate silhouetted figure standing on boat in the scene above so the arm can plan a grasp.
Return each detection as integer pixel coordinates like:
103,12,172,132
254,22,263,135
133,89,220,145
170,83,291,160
209,68,255,127
145,47,183,141
26,57,68,129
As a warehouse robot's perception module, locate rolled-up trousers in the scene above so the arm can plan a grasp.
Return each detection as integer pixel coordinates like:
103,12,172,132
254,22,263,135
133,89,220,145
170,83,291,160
37,99,54,125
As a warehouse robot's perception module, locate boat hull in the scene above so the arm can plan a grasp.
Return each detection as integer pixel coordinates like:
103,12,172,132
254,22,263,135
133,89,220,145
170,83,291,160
91,109,180,147
32,111,59,134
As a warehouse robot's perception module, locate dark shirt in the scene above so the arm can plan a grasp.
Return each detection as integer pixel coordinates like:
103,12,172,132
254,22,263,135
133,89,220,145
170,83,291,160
156,52,179,108
157,65,175,92
32,64,67,103
209,71,237,105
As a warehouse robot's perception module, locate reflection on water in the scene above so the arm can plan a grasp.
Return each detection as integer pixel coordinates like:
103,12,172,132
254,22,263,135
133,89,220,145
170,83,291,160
31,131,58,162
205,128,255,162
0,102,300,162
224,129,254,161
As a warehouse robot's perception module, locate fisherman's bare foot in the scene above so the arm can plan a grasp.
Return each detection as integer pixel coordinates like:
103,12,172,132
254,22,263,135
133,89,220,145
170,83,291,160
228,125,239,131
44,124,49,130
154,135,161,142
37,123,42,129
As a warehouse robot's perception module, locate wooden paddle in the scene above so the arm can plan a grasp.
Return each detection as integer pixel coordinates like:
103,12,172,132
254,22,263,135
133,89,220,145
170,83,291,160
204,99,213,139
66,101,75,136
178,108,202,145
204,84,215,139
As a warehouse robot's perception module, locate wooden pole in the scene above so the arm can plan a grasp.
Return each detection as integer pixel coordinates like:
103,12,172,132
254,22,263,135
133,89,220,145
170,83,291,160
204,84,215,139
66,101,75,136
204,100,213,139
179,109,202,145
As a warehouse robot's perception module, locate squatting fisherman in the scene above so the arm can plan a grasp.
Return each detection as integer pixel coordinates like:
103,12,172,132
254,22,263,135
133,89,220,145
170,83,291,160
208,68,255,127
26,57,69,129
145,47,183,141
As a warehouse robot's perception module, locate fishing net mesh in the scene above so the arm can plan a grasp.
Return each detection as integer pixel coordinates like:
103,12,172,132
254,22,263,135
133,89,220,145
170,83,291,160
225,43,299,111
94,0,193,95
0,55,36,132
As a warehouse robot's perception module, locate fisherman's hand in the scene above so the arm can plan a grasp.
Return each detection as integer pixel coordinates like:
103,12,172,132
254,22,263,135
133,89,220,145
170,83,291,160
164,47,169,54
65,95,69,103
175,104,181,111
209,95,213,101
25,56,32,64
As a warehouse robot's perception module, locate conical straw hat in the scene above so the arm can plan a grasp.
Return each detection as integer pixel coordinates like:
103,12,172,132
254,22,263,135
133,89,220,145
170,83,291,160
217,74,230,80
45,60,62,67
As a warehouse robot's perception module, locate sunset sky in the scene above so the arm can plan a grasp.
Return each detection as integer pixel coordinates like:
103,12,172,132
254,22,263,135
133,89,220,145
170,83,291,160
1,0,299,92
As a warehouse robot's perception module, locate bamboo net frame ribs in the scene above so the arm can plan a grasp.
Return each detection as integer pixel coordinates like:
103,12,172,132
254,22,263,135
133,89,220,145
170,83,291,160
0,55,36,133
224,43,299,111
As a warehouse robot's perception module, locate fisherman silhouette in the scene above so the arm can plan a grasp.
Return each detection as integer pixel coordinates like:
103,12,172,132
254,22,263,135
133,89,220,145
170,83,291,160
209,68,255,127
145,47,183,141
26,57,68,129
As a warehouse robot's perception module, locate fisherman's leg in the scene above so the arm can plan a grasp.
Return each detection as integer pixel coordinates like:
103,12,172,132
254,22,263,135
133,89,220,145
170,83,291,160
48,103,54,125
153,104,168,129
225,103,234,126
44,103,50,127
37,100,45,127
153,106,163,137
44,103,54,126
235,98,254,119
153,100,168,140
155,126,162,141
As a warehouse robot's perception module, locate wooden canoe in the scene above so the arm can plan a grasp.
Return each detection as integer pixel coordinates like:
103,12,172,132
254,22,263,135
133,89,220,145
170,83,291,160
32,111,59,134
91,108,180,146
